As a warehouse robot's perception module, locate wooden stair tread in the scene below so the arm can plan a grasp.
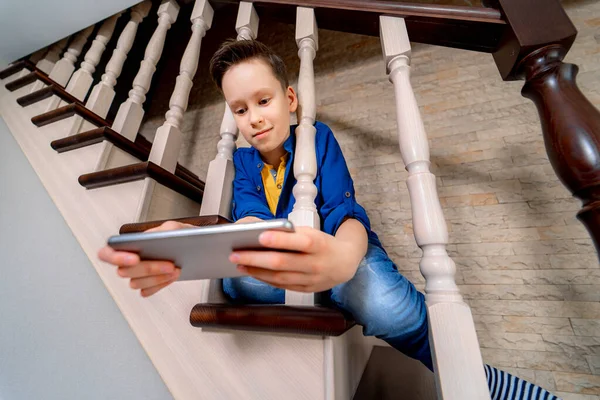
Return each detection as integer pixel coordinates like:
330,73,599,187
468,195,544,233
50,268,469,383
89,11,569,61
119,215,230,234
51,126,148,159
5,70,50,92
189,304,356,336
51,126,202,189
79,161,204,202
18,85,81,109
31,103,111,128
0,60,35,80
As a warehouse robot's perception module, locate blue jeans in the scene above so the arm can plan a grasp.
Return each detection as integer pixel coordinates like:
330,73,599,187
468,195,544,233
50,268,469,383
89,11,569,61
223,244,560,400
223,242,433,370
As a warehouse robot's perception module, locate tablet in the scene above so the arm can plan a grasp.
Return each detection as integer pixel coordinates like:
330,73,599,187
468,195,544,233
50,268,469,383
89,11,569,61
107,219,294,281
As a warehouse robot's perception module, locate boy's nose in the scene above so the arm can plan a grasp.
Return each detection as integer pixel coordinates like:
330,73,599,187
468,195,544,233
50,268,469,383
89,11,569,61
249,110,264,126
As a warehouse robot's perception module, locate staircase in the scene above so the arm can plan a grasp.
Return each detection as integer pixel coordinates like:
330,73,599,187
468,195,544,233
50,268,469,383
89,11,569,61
1,0,599,399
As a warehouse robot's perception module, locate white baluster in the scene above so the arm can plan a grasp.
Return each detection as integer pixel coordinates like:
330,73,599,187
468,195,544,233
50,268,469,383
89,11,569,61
44,27,94,90
285,7,319,306
14,48,48,79
110,0,180,142
200,1,258,218
148,0,213,173
26,36,73,92
46,13,122,112
67,1,152,137
28,48,47,65
36,37,71,75
93,0,179,173
380,16,490,400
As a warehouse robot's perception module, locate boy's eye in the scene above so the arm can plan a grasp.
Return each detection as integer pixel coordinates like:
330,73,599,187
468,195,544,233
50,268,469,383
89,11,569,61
234,108,246,115
259,98,270,105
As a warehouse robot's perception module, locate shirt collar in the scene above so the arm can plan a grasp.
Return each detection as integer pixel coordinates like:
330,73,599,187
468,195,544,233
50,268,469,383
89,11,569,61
252,124,298,167
263,153,289,169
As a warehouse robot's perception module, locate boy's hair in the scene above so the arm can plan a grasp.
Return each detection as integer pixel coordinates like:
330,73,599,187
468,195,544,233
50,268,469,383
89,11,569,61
209,39,289,91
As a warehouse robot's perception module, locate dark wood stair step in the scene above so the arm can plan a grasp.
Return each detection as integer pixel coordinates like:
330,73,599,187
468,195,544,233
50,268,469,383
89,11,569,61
51,126,201,189
78,161,204,203
51,126,148,159
5,70,50,92
0,60,35,80
18,85,82,109
119,215,230,234
33,103,111,128
189,304,355,336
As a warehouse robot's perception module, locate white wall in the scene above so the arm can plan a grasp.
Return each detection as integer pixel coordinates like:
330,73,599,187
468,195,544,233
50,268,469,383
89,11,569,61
0,117,174,400
0,0,141,67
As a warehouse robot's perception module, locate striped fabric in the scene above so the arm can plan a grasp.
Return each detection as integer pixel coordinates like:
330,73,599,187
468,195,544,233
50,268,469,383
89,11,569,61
485,365,560,400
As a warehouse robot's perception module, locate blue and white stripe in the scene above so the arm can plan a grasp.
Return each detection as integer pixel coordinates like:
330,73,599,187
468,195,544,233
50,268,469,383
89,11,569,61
484,364,559,400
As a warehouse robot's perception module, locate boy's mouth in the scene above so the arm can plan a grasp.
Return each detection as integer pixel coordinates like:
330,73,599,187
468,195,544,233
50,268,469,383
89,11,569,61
253,127,272,139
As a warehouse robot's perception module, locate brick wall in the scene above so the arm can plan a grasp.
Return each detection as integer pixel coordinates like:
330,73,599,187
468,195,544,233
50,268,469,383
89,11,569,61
140,1,600,398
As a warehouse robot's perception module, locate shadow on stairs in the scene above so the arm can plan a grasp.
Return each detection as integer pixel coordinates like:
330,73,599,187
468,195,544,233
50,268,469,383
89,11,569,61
354,346,437,400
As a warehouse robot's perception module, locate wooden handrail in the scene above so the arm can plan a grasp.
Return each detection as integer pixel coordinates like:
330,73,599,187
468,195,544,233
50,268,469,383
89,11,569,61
215,0,505,23
212,0,505,52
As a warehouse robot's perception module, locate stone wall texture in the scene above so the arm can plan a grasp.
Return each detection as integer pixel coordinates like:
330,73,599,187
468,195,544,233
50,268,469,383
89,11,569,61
139,1,600,398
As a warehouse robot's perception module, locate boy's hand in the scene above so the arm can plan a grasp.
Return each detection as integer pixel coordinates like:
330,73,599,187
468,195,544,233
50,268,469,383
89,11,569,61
98,221,194,297
229,220,368,293
235,216,263,224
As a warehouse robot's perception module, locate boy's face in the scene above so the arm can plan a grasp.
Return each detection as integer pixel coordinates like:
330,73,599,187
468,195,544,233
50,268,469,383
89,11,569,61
222,58,297,160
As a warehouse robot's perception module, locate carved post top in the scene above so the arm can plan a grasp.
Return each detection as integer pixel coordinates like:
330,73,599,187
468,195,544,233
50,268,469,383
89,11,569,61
380,16,411,74
236,2,259,40
295,7,318,50
492,0,577,80
131,0,152,22
157,0,180,25
516,44,567,81
191,0,214,30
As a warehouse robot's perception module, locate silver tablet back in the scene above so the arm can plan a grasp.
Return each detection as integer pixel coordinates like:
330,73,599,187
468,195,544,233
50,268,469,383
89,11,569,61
107,219,294,281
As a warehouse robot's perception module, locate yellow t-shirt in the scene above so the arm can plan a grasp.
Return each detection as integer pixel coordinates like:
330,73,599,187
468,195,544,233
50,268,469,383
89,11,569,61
260,154,289,214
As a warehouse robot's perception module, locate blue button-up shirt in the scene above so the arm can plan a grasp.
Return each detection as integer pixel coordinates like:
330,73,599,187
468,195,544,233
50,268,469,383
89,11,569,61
232,121,382,247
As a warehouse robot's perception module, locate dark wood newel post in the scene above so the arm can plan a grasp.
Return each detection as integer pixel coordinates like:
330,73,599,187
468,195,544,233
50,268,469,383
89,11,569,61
517,45,600,256
493,0,600,258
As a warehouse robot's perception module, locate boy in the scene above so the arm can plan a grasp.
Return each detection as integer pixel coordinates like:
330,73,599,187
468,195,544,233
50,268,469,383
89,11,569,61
99,40,558,400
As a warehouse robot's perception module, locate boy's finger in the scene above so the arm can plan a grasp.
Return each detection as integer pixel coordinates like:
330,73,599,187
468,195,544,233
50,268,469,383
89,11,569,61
230,251,311,272
240,265,315,287
98,246,139,266
139,269,181,297
257,228,320,253
140,277,177,297
117,260,175,278
146,221,194,233
130,270,179,290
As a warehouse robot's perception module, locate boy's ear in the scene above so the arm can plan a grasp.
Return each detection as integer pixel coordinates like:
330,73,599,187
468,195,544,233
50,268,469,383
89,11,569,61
287,86,298,113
